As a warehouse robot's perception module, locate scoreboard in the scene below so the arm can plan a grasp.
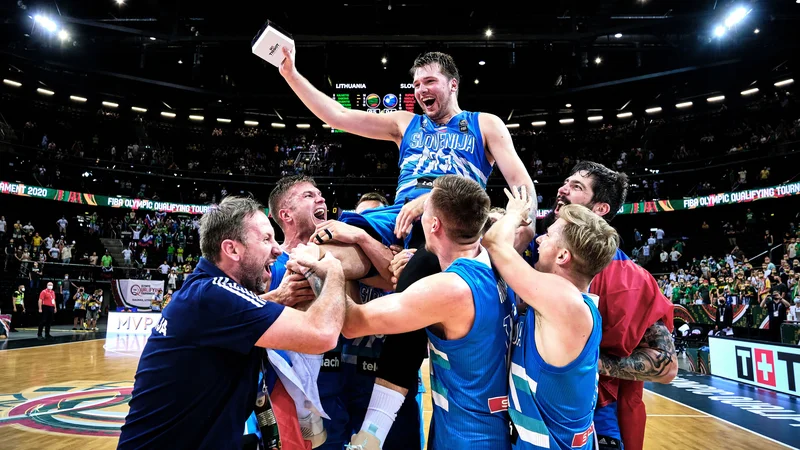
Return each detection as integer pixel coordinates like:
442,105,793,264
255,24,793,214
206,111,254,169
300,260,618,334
331,82,416,133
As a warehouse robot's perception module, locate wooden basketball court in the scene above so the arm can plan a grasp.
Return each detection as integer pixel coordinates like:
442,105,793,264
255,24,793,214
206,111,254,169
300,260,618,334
0,336,793,449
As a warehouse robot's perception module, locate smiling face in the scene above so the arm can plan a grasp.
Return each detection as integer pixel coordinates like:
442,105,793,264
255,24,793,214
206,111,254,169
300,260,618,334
554,171,597,216
236,212,282,294
413,63,458,122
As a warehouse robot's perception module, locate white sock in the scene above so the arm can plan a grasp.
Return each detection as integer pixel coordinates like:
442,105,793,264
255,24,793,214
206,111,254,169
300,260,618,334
360,384,405,445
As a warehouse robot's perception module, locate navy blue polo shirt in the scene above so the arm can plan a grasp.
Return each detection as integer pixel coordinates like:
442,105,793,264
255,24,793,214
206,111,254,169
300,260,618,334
119,257,285,450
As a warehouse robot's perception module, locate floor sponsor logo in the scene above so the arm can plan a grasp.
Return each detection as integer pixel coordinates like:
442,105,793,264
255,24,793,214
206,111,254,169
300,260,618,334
0,381,132,436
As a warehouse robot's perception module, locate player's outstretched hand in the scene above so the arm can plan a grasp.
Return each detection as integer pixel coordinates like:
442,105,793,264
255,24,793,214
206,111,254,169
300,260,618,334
265,272,315,307
278,46,297,79
504,186,533,228
394,194,428,239
310,220,365,246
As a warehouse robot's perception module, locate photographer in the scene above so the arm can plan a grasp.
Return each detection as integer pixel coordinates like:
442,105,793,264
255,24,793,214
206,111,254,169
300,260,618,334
761,291,791,343
72,286,89,330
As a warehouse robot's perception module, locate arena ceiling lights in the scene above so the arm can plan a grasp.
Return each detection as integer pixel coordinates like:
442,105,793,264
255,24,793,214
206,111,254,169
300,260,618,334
189,115,204,121
713,6,752,39
296,124,311,129
102,101,118,108
645,107,662,114
160,111,176,118
559,118,574,125
588,116,603,122
131,106,147,113
616,112,633,119
675,101,693,109
216,118,231,123
271,123,286,128
3,79,22,87
775,79,794,87
505,123,520,129
70,95,87,103
36,88,54,96
244,120,259,126
531,121,547,127
741,87,760,96
707,95,726,103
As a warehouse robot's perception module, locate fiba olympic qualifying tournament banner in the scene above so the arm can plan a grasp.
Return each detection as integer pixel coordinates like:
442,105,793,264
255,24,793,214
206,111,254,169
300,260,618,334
4,179,800,218
0,181,210,215
114,279,165,310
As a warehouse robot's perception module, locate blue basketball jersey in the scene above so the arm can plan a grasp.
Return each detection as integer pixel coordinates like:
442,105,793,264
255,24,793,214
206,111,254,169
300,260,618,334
342,284,388,375
426,249,513,449
508,294,602,450
395,111,493,204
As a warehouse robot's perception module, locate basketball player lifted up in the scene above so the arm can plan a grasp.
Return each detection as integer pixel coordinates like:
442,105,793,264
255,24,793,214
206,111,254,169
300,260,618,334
279,46,534,449
484,187,620,449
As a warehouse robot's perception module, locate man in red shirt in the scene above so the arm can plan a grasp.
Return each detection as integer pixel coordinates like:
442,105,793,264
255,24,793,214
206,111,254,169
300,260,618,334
38,281,57,340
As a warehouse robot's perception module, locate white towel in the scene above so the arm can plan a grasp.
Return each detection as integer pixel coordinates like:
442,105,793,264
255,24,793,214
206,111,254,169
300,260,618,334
267,350,328,420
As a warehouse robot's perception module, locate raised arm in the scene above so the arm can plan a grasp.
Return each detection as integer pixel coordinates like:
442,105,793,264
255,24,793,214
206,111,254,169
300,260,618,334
311,220,394,282
483,187,583,322
279,47,412,143
256,252,345,354
341,272,469,339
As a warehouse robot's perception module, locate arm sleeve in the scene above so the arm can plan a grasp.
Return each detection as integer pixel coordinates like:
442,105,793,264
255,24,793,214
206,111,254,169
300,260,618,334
179,279,286,354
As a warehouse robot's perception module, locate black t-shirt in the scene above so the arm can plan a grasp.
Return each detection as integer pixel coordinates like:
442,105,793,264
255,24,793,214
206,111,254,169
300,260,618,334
767,301,787,323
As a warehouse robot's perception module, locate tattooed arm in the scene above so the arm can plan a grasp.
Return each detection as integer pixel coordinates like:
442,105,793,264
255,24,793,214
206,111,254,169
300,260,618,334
256,251,346,354
598,320,678,383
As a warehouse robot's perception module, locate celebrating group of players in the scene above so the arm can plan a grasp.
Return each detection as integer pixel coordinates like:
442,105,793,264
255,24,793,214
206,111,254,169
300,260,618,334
119,46,678,450
265,47,679,450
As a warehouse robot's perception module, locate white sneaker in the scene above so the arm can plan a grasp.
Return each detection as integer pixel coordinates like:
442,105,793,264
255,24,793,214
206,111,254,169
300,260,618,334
299,413,327,448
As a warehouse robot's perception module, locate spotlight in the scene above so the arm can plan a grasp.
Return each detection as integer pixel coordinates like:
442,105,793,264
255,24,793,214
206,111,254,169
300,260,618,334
707,95,725,103
381,57,387,64
559,118,574,124
160,111,176,118
271,123,286,128
531,121,547,127
505,123,520,129
617,112,633,118
754,28,760,34
675,101,693,109
724,7,749,29
594,56,602,65
244,120,259,126
614,33,622,38
296,124,311,129
645,107,662,114
565,103,572,108
478,60,485,66
3,79,22,87
485,28,492,37
131,106,147,113
149,36,156,41
70,95,87,102
37,88,55,96
216,118,231,123
741,87,759,96
474,79,479,84
775,79,794,87
714,26,726,38
116,0,124,4
588,116,603,122
57,29,69,41
189,115,204,121
34,15,57,32
102,101,119,108
178,59,183,64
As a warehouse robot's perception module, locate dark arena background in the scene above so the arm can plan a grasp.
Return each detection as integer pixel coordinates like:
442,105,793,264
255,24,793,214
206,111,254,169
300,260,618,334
1,1,800,449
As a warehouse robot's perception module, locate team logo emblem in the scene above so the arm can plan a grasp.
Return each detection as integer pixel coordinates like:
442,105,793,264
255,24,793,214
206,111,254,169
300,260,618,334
0,381,133,436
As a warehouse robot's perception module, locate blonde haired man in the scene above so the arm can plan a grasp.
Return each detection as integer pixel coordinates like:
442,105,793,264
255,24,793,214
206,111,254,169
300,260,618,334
484,187,619,450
